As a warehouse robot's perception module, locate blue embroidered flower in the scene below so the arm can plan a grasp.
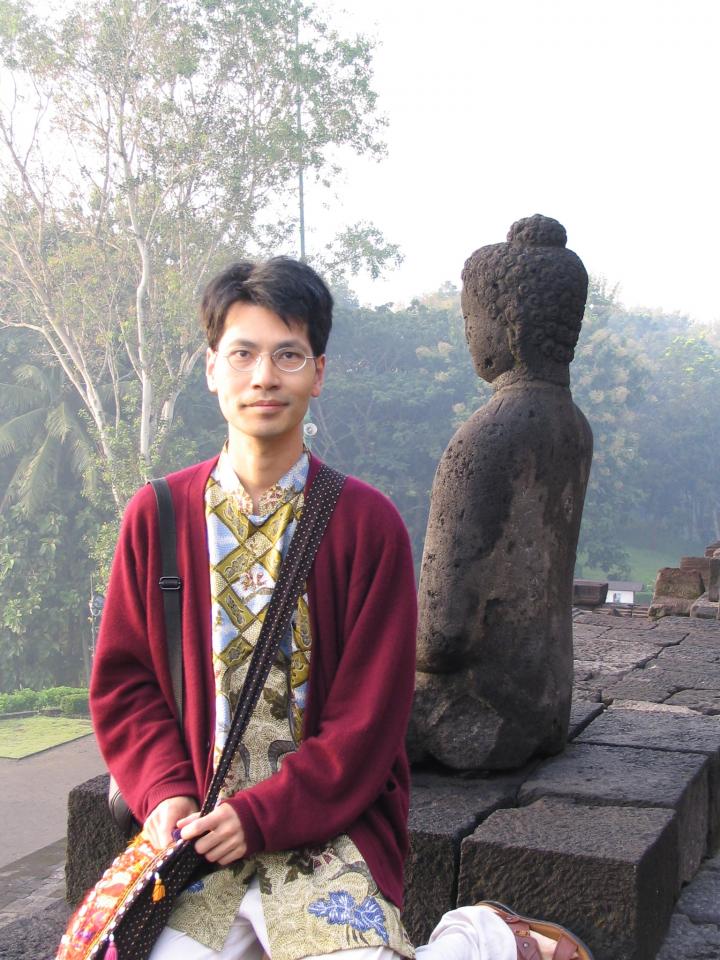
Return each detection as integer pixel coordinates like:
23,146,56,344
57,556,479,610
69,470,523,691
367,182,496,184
185,879,205,894
308,891,389,943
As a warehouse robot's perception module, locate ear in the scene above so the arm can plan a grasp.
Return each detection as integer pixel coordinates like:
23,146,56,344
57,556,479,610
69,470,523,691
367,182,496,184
206,347,218,393
311,355,326,398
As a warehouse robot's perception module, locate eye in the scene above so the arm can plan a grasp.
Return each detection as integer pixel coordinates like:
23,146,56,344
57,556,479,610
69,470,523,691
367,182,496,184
230,349,252,359
280,350,303,361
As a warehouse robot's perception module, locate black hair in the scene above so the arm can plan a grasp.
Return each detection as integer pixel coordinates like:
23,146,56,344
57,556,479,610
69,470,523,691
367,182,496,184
200,257,333,356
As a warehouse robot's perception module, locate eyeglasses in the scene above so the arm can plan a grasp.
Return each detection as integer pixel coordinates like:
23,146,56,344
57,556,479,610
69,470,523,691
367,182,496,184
221,348,318,373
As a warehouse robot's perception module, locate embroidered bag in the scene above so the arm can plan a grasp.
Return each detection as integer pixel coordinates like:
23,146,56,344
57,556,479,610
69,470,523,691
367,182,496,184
56,465,346,960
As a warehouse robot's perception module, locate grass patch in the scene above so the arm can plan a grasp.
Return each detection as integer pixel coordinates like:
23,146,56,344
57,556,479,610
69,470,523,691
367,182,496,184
0,715,93,759
580,540,707,603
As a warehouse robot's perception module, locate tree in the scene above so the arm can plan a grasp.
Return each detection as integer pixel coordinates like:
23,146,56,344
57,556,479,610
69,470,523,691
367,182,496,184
571,279,651,576
638,334,720,543
0,357,98,514
0,0,393,506
311,286,483,560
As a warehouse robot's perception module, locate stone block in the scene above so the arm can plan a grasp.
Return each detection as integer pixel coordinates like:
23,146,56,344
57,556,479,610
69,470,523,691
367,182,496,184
572,579,608,606
705,540,720,558
680,556,712,584
0,900,71,960
656,912,720,960
661,633,720,664
601,623,687,647
649,597,692,618
675,860,720,925
572,637,663,672
458,798,677,960
605,657,720,703
664,690,720,715
518,742,709,883
65,774,129,905
403,771,519,944
575,705,720,851
690,595,719,619
567,699,604,739
653,567,704,601
710,558,720,602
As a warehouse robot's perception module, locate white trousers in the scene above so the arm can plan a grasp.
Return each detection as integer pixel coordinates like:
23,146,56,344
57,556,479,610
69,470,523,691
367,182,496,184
147,877,516,960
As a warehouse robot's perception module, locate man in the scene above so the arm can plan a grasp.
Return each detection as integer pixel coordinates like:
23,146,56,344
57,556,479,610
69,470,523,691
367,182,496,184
90,258,589,960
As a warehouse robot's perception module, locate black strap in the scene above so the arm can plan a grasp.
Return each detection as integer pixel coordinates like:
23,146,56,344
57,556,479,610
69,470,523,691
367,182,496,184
149,478,184,725
202,464,346,813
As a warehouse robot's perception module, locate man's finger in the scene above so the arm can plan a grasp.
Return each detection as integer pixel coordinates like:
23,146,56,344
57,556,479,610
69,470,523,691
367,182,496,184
205,837,243,864
180,815,213,842
176,812,202,828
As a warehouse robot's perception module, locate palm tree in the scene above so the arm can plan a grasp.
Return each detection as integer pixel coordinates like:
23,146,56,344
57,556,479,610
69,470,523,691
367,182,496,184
0,362,99,514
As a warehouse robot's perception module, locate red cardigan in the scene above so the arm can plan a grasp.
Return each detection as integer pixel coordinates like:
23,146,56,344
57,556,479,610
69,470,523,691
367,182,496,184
90,454,417,908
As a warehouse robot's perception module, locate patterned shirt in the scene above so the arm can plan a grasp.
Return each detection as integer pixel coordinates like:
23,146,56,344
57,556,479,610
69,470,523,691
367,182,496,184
167,449,414,960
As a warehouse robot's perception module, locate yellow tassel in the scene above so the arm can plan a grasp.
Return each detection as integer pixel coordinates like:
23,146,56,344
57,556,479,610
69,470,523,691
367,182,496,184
152,873,166,902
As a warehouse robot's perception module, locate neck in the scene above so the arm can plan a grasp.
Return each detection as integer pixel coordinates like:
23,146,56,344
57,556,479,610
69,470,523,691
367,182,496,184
226,431,304,512
491,365,570,391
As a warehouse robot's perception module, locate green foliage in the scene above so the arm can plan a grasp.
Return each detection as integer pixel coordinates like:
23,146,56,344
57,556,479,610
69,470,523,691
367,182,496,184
637,334,720,544
0,359,99,514
0,498,96,691
0,0,396,507
0,685,87,713
0,687,37,712
312,286,483,560
37,685,88,708
572,280,652,576
60,692,89,716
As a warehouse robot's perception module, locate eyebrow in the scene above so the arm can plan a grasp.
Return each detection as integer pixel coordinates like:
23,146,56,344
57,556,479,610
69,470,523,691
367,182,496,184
223,337,308,351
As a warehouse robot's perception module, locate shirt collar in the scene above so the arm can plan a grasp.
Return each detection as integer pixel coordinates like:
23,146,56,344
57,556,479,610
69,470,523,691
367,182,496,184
215,445,309,518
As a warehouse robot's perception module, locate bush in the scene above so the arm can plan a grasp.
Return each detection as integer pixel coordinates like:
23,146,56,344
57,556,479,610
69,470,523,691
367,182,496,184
60,693,90,717
0,686,89,716
37,686,88,708
0,688,39,713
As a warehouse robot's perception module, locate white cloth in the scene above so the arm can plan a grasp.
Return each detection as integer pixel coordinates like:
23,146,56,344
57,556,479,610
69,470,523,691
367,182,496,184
148,878,517,960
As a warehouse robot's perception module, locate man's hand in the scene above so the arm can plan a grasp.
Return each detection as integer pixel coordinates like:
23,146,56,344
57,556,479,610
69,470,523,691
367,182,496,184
178,803,247,866
143,796,199,850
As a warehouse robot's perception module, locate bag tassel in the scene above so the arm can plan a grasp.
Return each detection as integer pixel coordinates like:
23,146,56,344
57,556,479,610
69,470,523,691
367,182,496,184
105,934,118,959
152,872,166,902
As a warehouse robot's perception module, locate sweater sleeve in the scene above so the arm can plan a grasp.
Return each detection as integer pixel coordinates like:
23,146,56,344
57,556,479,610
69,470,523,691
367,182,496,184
89,484,200,823
226,490,417,854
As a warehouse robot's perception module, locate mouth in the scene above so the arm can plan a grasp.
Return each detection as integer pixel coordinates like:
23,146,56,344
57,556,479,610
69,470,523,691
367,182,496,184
245,400,286,408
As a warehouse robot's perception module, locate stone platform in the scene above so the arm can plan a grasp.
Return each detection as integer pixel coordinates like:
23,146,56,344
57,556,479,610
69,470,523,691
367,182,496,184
404,611,720,960
3,610,720,959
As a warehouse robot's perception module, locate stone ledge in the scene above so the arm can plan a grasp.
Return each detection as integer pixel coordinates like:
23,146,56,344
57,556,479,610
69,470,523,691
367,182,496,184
0,900,71,960
656,912,720,960
517,742,709,885
403,771,520,944
575,705,720,851
457,797,678,960
66,773,128,905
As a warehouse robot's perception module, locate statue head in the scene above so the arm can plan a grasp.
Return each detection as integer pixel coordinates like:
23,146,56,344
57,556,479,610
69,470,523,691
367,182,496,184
461,214,588,386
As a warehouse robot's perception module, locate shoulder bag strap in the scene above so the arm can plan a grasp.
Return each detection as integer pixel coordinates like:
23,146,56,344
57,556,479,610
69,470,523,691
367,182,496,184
201,463,346,813
149,477,183,725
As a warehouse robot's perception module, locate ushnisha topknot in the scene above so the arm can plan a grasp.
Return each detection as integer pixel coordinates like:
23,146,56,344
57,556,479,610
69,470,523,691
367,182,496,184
507,213,567,248
461,213,588,366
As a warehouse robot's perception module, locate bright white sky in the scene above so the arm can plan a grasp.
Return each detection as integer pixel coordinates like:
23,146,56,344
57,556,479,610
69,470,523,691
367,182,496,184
307,0,720,325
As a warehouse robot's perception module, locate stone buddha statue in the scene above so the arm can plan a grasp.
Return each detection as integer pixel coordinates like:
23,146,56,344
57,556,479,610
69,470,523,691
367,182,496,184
412,214,593,770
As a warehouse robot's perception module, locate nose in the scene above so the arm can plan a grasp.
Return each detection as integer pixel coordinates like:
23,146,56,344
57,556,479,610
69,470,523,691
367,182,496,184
249,352,280,388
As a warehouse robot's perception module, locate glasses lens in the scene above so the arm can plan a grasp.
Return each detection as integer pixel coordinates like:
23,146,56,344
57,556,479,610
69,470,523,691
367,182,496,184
226,350,257,371
273,350,307,372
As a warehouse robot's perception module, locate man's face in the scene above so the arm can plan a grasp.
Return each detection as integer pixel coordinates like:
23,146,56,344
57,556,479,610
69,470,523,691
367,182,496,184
206,301,325,449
